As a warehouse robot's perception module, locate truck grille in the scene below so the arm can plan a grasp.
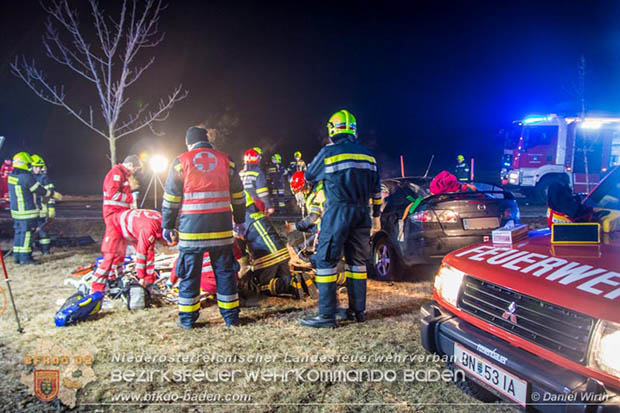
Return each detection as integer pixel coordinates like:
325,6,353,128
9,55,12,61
458,276,595,363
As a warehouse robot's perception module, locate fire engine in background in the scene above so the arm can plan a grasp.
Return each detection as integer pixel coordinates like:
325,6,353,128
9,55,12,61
500,114,620,203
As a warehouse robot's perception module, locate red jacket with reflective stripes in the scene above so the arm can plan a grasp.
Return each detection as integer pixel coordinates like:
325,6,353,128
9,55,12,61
102,164,134,219
162,142,245,250
118,209,162,282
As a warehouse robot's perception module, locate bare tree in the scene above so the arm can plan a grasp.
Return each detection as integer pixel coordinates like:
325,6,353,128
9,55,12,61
10,0,188,165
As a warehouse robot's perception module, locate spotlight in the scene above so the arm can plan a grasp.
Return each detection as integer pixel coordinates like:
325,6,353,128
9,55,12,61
149,154,168,174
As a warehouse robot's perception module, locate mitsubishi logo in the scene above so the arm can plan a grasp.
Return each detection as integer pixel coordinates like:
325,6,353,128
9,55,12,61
477,204,487,211
502,301,518,323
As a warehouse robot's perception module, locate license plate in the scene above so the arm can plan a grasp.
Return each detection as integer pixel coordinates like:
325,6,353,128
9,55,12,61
463,217,500,230
454,343,528,407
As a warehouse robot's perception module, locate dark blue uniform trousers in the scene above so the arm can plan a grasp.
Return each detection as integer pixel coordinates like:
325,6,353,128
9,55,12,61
13,218,37,263
313,204,370,317
176,245,240,328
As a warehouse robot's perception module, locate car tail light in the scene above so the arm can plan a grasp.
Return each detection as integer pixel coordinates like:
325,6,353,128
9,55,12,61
435,209,459,223
412,210,436,222
412,209,458,223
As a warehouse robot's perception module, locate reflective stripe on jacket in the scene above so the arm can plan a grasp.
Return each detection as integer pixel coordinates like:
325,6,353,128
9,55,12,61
305,135,382,217
162,142,245,250
9,169,49,220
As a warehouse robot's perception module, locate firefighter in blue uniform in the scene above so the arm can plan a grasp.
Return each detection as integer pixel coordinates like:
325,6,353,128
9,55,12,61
237,191,303,297
455,154,470,182
162,127,246,329
267,153,286,213
30,154,56,254
8,152,61,265
240,148,274,216
301,110,382,328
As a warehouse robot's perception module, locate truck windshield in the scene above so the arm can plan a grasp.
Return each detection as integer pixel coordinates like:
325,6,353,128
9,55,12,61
523,125,558,150
504,124,522,149
586,167,620,210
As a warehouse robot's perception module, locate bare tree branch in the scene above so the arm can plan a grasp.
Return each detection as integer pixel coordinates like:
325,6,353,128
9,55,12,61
12,0,187,165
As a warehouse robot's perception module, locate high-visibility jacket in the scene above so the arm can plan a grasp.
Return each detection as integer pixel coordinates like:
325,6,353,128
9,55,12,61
162,141,245,250
287,160,307,176
267,163,285,191
241,192,289,270
455,161,470,182
305,135,382,217
8,169,50,220
118,209,163,282
240,164,272,210
34,173,56,219
296,181,326,232
102,164,134,219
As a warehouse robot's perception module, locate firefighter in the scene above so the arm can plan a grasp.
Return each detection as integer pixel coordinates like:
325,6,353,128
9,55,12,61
287,151,307,177
93,155,142,293
30,154,55,254
162,126,246,329
8,152,62,264
267,153,286,213
455,154,470,182
240,148,274,215
301,109,382,328
286,171,325,233
236,191,302,298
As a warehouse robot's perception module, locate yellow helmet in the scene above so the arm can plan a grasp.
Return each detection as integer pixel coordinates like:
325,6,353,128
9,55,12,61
31,154,46,168
293,151,302,160
457,154,465,163
12,152,32,171
253,146,263,155
327,109,357,138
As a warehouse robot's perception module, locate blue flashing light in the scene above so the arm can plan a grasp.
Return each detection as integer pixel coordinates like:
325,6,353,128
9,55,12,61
523,115,550,124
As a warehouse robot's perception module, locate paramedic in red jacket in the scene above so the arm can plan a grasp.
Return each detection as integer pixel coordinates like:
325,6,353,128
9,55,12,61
118,209,175,286
93,155,142,293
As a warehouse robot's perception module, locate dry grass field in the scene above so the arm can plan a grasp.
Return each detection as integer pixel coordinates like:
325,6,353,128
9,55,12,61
0,218,523,413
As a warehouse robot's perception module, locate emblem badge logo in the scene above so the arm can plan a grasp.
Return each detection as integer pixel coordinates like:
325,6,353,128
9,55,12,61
34,370,59,402
193,151,218,173
477,204,487,211
502,301,518,323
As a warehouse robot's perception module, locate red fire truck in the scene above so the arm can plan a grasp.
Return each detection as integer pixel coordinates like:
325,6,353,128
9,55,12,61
500,114,620,203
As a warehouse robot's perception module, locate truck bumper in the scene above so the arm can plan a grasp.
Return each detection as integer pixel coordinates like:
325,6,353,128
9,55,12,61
420,301,620,412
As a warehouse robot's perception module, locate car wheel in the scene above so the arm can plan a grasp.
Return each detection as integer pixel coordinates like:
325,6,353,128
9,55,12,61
372,237,399,282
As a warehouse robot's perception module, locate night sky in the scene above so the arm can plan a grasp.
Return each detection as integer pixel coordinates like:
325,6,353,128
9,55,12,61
1,0,620,193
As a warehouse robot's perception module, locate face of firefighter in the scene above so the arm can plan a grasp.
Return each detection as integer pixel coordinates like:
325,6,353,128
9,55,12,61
32,166,42,174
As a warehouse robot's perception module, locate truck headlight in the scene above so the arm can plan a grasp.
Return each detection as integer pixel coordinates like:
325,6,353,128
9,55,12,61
434,264,465,306
508,171,519,185
589,321,620,378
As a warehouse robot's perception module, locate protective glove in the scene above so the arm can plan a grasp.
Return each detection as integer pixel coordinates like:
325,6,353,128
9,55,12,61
370,217,381,237
162,229,178,245
48,207,56,220
233,223,246,239
284,220,296,233
52,191,63,201
128,175,140,191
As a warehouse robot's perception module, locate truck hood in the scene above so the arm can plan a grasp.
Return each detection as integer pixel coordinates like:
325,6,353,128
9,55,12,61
444,230,620,323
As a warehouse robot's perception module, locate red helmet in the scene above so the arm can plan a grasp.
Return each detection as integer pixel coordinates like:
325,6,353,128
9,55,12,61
244,148,260,164
290,171,306,194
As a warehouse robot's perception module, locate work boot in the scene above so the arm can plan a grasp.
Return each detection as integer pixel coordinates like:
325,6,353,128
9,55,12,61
300,314,337,328
177,319,193,330
335,308,366,323
345,309,366,323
